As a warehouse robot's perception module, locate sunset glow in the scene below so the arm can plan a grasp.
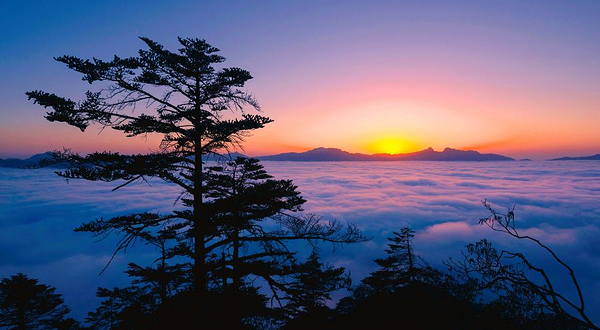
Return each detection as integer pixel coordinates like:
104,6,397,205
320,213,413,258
368,136,417,155
0,1,599,160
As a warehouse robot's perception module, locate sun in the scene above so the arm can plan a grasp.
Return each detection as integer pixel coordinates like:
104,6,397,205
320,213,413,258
369,137,416,155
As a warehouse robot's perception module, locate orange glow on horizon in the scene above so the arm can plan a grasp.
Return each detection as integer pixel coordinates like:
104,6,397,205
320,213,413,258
2,3,600,161
367,136,419,155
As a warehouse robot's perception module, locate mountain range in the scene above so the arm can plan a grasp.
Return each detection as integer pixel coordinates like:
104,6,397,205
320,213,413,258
0,152,63,168
3,149,600,168
257,147,514,161
550,154,600,161
0,152,249,168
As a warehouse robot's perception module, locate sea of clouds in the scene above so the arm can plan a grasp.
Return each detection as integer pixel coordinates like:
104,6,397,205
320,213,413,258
1,160,599,321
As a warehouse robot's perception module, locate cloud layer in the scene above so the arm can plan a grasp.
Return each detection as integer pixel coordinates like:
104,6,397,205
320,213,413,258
1,160,599,320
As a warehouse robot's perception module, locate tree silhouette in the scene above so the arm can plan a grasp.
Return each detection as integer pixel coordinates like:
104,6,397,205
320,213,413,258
283,250,351,328
359,227,443,295
364,228,416,290
333,228,478,329
27,37,365,326
203,157,305,293
27,37,269,318
204,157,363,290
85,286,151,330
0,273,76,330
446,200,599,330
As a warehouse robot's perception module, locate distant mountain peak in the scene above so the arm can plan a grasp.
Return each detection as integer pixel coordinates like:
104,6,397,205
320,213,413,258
551,154,600,161
0,152,66,169
258,147,514,162
312,147,345,152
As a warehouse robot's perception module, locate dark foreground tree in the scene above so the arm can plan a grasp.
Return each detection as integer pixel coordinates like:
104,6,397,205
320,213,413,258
282,250,351,328
84,286,154,330
332,224,590,330
333,228,478,329
27,37,365,327
361,227,418,292
0,273,77,330
356,227,449,295
446,200,598,330
27,38,269,319
203,158,362,297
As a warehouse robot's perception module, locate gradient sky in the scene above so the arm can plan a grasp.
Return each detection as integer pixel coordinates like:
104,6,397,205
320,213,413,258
1,0,599,159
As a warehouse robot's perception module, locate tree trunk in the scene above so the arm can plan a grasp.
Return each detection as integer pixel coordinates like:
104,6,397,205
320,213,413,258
17,305,26,330
193,134,207,324
406,232,414,281
159,240,167,305
231,201,242,325
232,211,241,293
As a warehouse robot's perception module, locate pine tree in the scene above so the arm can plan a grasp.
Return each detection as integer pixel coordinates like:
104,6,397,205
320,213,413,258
27,37,268,319
203,157,305,293
0,273,75,330
27,37,365,326
362,227,419,292
284,251,350,320
85,286,155,330
203,157,364,326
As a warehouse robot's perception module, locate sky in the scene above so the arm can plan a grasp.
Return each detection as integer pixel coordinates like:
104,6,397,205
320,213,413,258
1,0,599,159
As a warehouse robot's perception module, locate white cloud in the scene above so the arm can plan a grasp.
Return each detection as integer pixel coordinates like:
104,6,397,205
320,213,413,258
1,160,599,320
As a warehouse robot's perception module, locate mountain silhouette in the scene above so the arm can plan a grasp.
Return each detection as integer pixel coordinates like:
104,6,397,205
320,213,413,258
0,151,250,168
17,148,600,165
0,152,63,168
551,154,600,161
257,147,514,161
